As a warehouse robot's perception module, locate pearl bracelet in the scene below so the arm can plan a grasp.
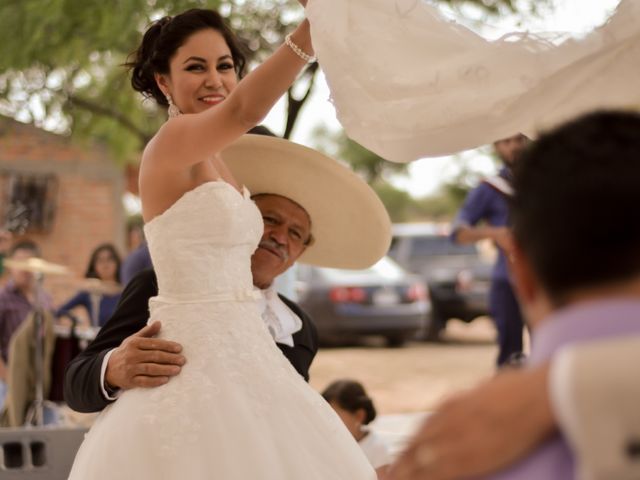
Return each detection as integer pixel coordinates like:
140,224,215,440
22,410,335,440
285,34,316,63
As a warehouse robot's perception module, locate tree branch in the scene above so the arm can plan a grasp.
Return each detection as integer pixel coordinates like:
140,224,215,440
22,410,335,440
67,94,152,145
284,62,319,139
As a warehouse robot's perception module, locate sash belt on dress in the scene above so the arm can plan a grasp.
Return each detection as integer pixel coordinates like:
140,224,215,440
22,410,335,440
150,289,262,305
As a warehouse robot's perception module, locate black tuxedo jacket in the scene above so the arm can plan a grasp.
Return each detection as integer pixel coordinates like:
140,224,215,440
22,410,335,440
64,269,318,413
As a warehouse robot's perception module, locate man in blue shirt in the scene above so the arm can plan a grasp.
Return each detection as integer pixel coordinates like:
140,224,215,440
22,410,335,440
452,134,528,366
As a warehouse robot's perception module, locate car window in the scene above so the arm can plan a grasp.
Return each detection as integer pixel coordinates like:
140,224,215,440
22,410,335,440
318,256,406,283
411,236,477,256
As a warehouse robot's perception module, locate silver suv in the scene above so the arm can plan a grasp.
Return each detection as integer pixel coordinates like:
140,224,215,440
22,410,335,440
388,223,491,340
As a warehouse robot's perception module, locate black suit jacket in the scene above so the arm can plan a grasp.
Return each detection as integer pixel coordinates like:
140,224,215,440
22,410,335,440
63,269,318,413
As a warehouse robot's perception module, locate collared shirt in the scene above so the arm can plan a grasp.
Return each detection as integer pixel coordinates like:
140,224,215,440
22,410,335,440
487,298,640,480
258,285,303,347
0,281,52,363
452,167,512,280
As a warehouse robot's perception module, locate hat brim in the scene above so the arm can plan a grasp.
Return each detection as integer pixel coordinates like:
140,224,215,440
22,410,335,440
222,135,391,269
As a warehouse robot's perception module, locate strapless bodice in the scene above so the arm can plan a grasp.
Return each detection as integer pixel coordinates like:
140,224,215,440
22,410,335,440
143,181,262,300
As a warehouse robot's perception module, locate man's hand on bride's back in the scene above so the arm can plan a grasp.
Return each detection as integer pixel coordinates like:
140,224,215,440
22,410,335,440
105,321,186,390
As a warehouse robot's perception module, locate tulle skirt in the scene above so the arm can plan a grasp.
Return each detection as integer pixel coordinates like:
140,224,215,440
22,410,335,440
68,299,375,479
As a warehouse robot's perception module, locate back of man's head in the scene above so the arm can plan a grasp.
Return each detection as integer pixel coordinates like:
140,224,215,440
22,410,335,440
10,239,40,258
511,110,640,305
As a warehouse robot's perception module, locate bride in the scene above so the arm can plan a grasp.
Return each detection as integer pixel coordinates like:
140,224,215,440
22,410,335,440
68,7,378,479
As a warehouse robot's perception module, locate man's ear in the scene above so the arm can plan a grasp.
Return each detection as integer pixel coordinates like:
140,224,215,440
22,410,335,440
508,240,538,306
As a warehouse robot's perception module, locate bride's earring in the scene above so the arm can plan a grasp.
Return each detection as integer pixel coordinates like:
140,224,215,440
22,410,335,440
165,93,182,118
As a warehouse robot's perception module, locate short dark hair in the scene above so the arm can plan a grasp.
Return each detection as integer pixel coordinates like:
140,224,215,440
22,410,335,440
511,110,640,304
321,379,377,425
85,243,122,282
126,8,248,107
10,239,40,257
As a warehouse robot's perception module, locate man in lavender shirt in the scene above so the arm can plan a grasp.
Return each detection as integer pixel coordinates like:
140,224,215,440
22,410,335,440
390,110,640,480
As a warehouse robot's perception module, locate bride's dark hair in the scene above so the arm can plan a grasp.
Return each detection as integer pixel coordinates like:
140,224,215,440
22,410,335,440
126,8,248,107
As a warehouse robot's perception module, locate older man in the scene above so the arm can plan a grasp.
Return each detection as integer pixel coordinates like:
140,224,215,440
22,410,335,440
64,133,390,413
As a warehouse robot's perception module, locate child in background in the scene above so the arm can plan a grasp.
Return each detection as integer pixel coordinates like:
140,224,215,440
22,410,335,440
323,379,392,479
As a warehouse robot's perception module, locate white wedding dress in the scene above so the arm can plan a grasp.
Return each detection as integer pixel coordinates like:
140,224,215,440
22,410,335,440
68,181,375,479
307,0,640,162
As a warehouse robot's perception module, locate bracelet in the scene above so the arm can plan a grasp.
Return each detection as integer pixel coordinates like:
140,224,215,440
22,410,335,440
285,34,316,63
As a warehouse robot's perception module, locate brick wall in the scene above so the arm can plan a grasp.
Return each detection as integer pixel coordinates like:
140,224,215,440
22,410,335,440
0,117,127,305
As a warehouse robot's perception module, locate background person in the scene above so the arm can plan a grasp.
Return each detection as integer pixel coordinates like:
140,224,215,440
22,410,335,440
56,243,122,328
0,240,52,411
323,379,392,479
451,134,528,366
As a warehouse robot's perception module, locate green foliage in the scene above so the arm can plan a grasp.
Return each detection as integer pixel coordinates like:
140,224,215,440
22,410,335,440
412,183,470,221
314,128,409,184
0,0,547,164
371,182,415,223
0,0,301,163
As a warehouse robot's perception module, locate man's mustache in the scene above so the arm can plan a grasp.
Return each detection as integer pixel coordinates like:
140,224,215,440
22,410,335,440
258,238,289,261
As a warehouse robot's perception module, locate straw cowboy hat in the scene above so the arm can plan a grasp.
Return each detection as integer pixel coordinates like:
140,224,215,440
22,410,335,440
222,134,391,269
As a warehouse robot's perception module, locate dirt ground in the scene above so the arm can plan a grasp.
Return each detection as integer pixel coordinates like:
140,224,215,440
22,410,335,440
309,317,501,413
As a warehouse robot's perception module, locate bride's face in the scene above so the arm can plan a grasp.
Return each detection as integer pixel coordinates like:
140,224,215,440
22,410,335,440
156,28,238,115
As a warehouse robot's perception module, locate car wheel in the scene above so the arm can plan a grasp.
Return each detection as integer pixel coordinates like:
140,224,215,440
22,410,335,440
424,304,447,342
385,335,406,348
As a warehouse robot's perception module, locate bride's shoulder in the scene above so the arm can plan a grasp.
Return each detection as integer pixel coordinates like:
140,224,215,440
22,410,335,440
142,126,174,164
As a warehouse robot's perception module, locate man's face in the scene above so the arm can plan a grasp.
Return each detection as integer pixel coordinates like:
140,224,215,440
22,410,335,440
494,134,529,167
251,194,312,289
9,248,37,291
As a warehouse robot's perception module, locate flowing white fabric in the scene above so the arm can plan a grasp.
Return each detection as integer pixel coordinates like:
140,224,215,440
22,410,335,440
68,181,375,479
307,0,640,162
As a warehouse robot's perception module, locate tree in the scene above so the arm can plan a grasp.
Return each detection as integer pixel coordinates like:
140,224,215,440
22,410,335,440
312,125,409,184
0,0,311,162
0,0,547,163
313,124,506,222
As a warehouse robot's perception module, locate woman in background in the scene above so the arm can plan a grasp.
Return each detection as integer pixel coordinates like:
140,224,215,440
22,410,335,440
56,243,122,327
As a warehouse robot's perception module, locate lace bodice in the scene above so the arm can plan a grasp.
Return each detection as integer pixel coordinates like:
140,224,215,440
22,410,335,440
143,181,262,300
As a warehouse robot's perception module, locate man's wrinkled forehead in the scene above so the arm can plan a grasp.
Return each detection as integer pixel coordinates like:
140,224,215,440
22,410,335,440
250,193,312,227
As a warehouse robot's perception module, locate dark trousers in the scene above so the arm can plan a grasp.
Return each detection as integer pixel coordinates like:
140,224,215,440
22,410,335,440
489,278,524,366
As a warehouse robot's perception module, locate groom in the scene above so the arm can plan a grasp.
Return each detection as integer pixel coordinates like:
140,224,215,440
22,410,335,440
64,133,391,413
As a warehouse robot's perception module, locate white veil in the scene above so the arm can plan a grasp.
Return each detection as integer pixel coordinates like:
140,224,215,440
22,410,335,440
306,0,640,162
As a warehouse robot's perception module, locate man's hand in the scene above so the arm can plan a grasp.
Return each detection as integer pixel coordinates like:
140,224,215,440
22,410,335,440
105,321,185,390
389,365,555,480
